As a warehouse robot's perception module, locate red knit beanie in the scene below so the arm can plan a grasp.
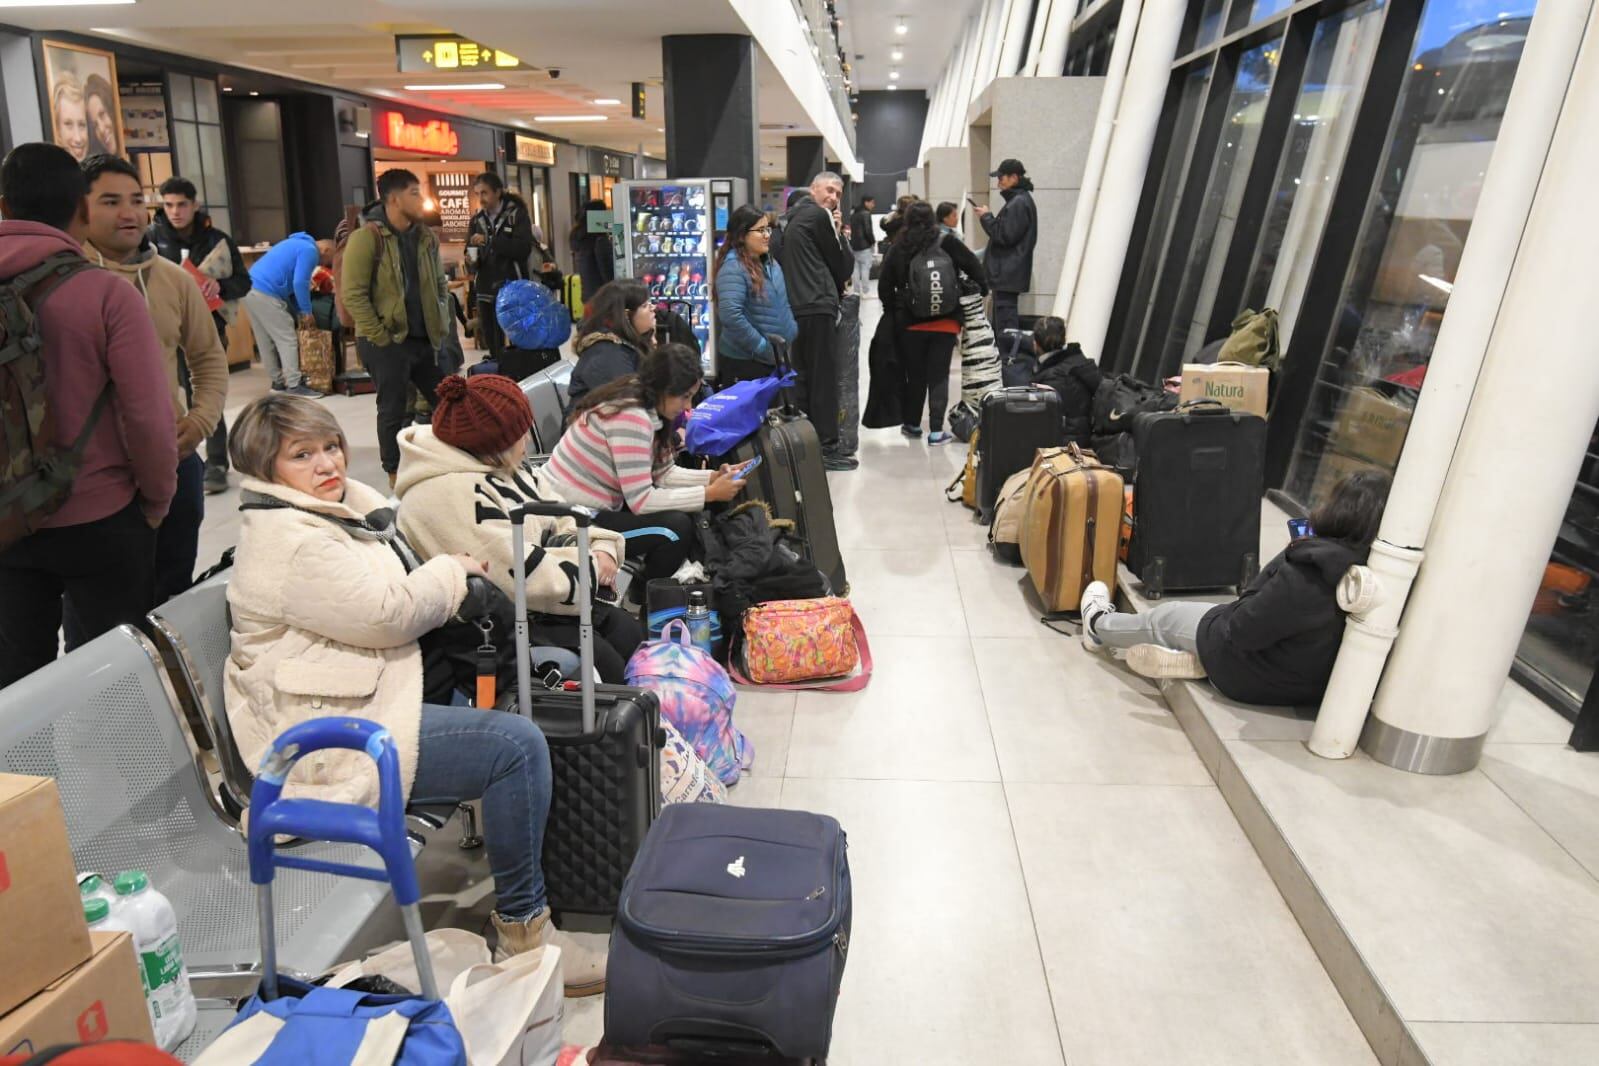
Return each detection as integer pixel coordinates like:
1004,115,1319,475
431,373,533,456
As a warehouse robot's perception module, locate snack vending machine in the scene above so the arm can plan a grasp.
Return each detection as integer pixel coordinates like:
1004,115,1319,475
616,177,749,374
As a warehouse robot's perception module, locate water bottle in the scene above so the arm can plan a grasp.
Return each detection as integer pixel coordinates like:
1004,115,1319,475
79,873,118,911
113,870,197,1050
685,591,713,654
83,896,116,931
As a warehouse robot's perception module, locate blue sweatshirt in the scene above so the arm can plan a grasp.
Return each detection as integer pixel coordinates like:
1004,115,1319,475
249,232,319,315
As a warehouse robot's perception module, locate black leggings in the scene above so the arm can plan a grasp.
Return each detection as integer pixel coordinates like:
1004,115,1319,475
527,601,644,683
899,329,958,433
595,508,698,583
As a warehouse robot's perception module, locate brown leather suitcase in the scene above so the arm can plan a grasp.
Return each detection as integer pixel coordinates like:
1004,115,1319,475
1019,445,1125,613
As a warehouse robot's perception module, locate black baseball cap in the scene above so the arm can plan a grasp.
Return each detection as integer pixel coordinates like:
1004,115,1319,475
989,158,1026,178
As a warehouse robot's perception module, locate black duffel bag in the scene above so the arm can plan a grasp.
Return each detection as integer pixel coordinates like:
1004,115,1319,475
1092,373,1178,436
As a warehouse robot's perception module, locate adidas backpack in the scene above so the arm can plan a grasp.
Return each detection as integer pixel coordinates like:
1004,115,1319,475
624,619,752,786
906,240,958,320
0,251,106,553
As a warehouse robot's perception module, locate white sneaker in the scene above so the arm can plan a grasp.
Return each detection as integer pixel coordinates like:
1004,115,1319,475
1079,581,1113,653
1126,644,1207,680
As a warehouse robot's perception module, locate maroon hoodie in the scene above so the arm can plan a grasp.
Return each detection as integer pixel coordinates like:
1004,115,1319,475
0,222,176,527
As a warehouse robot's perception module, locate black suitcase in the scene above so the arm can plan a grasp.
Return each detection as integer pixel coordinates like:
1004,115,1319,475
976,386,1063,523
510,501,661,922
725,412,847,596
605,803,851,1061
1126,401,1265,598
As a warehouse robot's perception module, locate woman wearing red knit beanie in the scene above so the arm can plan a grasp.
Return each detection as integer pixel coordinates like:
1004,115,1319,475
392,373,644,689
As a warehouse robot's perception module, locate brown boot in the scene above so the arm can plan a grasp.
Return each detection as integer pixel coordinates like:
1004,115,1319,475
387,470,397,490
491,907,607,997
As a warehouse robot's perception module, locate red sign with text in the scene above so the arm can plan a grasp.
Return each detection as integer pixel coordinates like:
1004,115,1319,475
379,112,460,156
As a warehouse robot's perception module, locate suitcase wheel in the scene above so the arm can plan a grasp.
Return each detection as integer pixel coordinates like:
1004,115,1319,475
1145,558,1166,601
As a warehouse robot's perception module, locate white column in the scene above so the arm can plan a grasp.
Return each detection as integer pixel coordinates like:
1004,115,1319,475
1037,0,1076,76
1052,0,1143,335
1022,0,1058,76
997,0,1034,79
1308,0,1596,762
953,6,993,146
1061,0,1185,356
1361,5,1599,773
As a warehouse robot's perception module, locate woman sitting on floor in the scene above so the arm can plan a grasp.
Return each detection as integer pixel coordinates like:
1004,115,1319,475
221,393,604,995
1080,471,1392,707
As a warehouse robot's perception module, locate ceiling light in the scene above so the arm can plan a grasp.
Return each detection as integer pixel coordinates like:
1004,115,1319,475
656,127,665,133
887,84,898,91
0,0,137,7
889,70,899,81
891,49,904,61
593,98,622,105
534,115,608,122
222,86,233,92
895,19,908,35
248,91,259,97
403,82,505,92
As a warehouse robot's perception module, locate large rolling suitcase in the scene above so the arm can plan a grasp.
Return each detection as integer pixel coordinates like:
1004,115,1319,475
724,411,847,597
520,359,574,453
605,803,850,1062
975,386,1063,523
1126,401,1265,598
1018,445,1124,615
511,501,661,921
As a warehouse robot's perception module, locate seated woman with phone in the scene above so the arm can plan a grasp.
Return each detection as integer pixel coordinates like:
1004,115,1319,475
1078,471,1392,708
537,343,748,584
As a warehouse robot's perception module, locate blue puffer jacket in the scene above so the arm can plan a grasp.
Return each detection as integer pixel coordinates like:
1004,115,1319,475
715,255,798,365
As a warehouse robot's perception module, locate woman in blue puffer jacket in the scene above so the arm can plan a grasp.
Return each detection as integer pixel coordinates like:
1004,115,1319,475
714,205,798,384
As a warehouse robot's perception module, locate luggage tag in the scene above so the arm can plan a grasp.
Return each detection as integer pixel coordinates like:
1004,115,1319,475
475,618,498,709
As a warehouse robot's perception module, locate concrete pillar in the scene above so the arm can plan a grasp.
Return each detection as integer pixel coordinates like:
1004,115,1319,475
662,34,759,195
997,0,1034,78
786,136,826,187
1062,0,1185,358
1037,0,1076,77
1021,0,1060,76
1363,6,1599,774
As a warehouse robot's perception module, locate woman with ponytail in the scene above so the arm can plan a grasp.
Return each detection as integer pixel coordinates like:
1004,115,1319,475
538,344,747,581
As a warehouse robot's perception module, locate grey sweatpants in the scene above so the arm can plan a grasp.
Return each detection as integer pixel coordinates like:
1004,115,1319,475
1094,601,1214,653
244,289,301,389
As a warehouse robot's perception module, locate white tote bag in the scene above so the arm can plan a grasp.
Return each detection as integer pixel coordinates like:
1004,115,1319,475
328,928,565,1066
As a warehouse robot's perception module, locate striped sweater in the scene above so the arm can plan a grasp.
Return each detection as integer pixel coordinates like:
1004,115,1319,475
539,405,715,514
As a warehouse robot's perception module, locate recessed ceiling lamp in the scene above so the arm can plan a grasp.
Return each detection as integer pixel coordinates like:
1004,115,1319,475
889,70,899,81
404,83,505,91
895,19,908,36
248,91,259,96
535,115,607,122
891,48,903,61
593,98,621,105
887,84,898,91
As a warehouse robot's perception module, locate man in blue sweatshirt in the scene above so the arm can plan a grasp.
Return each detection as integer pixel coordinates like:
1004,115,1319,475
244,232,332,397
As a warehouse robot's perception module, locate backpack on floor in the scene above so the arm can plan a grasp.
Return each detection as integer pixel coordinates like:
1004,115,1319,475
906,242,958,320
624,619,751,786
0,252,107,553
945,428,981,511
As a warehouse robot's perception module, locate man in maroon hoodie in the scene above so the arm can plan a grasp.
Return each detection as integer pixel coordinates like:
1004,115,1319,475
0,143,177,687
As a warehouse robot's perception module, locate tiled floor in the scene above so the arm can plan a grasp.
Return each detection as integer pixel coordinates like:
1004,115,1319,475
196,301,1377,1062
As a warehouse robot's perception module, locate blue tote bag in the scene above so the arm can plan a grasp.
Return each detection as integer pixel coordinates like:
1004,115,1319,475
682,370,798,456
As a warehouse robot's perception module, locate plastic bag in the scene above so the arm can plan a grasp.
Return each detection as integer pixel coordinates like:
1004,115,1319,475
682,370,798,456
496,280,571,351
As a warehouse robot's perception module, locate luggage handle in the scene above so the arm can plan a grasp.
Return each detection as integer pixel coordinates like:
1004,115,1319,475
249,718,439,1002
509,502,598,732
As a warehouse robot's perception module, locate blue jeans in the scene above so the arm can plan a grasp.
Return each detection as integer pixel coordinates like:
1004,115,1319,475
410,705,552,919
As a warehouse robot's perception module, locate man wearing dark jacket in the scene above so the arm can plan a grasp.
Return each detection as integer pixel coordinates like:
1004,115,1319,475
848,195,876,296
1027,317,1101,446
975,158,1038,336
150,176,251,495
569,198,614,309
468,172,535,362
779,171,854,469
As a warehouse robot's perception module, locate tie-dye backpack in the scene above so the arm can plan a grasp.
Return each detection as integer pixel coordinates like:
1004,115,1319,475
625,620,752,785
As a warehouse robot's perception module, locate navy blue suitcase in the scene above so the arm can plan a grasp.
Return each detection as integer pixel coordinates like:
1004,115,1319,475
604,803,851,1061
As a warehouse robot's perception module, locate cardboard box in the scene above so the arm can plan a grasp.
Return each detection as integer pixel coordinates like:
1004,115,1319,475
0,932,155,1055
1328,386,1414,466
1178,362,1269,418
0,775,93,1016
1309,449,1386,506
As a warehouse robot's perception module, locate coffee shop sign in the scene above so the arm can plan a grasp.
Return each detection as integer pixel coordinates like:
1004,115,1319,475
381,113,459,156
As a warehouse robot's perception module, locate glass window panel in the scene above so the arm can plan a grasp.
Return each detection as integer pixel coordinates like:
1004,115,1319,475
168,75,195,122
1112,62,1211,369
1284,0,1539,509
1243,0,1387,345
194,78,220,124
1517,428,1599,713
1152,35,1284,375
173,123,202,190
198,123,228,208
1249,0,1295,24
207,206,232,235
1192,0,1229,51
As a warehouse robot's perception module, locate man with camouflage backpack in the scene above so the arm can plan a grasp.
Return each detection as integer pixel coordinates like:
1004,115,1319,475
0,143,176,686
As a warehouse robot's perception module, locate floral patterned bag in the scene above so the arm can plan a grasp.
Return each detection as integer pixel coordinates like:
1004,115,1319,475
732,597,873,691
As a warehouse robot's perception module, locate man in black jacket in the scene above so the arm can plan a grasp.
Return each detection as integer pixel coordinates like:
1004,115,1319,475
779,171,855,469
848,194,876,297
468,171,536,362
975,158,1038,336
150,176,251,495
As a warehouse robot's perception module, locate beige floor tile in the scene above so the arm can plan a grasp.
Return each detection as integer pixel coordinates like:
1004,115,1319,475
1189,683,1317,742
951,549,1050,638
1480,743,1599,881
732,689,795,779
1487,678,1572,743
840,545,968,638
779,778,1064,1066
724,775,785,809
1007,782,1375,1066
943,500,992,551
1229,740,1599,1023
1410,1021,1599,1065
832,480,958,551
786,635,1000,782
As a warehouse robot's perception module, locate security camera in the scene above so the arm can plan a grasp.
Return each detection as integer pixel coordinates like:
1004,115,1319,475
548,68,562,79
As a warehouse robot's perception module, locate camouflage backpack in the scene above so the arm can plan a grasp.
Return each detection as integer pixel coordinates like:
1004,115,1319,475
0,251,108,552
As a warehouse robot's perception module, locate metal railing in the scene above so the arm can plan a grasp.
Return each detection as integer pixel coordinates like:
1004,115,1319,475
791,0,857,152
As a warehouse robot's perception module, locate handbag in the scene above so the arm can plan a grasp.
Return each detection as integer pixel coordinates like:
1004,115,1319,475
682,370,798,455
731,596,873,691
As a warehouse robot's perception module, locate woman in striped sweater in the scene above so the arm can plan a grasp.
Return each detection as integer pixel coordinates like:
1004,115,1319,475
537,344,747,581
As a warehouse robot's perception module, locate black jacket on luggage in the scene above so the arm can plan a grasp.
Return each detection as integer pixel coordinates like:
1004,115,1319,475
778,198,851,317
1031,343,1103,446
1196,537,1364,707
468,193,535,296
978,182,1038,294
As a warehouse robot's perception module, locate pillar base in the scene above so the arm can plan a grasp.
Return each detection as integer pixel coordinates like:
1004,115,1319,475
1359,716,1485,775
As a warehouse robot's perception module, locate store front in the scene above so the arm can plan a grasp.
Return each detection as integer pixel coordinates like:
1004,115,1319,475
507,132,557,251
570,148,634,216
369,106,501,276
1099,0,1540,510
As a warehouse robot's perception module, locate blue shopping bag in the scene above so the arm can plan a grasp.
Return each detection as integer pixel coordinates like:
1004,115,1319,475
682,370,798,456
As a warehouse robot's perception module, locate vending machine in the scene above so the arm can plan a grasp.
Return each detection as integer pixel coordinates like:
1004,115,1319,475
615,177,749,374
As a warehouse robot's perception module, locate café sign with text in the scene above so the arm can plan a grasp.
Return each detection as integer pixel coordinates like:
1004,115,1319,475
378,112,460,156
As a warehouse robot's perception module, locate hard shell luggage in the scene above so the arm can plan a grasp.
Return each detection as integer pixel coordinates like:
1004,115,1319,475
1019,445,1124,614
1126,401,1265,598
207,717,466,1065
724,411,847,597
604,803,851,1062
520,360,574,453
511,501,662,920
975,386,1063,523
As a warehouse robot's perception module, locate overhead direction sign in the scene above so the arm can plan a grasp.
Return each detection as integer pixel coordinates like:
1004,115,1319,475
396,35,530,73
